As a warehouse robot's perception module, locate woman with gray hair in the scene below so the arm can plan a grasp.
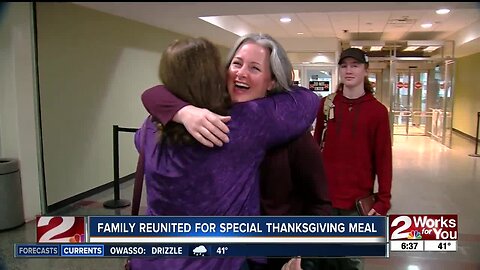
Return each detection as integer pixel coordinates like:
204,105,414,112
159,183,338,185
141,33,331,270
226,33,293,97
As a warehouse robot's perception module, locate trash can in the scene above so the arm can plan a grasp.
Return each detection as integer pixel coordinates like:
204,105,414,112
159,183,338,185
0,158,25,230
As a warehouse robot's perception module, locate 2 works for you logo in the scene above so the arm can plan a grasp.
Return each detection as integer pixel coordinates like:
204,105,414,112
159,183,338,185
36,216,85,243
389,214,457,241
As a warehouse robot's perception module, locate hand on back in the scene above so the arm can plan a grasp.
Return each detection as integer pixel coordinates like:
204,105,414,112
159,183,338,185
281,257,303,270
176,105,231,147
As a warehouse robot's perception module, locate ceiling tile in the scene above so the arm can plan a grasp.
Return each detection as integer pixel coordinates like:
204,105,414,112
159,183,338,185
73,2,480,53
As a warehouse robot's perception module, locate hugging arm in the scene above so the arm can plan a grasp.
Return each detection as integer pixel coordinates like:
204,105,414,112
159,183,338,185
141,85,231,147
281,257,302,270
141,85,319,148
254,86,320,147
141,85,189,124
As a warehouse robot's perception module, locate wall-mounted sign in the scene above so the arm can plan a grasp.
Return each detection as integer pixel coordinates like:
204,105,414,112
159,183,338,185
309,81,330,91
414,81,422,90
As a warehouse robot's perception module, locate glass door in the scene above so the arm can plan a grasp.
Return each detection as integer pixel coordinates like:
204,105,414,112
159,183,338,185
410,71,429,136
427,59,455,147
293,65,336,132
308,67,333,97
392,71,411,135
385,58,454,146
391,66,429,136
292,65,336,96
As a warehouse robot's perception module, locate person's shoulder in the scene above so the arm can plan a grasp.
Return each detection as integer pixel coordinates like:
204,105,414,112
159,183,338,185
142,84,167,99
375,100,389,112
229,98,268,127
146,84,164,91
326,91,339,102
289,132,319,150
367,97,389,119
368,95,387,108
230,96,265,112
232,85,307,108
141,116,156,129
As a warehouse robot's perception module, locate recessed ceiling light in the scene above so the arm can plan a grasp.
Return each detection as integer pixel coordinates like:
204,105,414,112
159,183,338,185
297,32,304,35
421,23,433,28
424,46,440,52
312,55,329,63
280,17,292,23
436,8,450,15
404,46,419,51
370,46,383,51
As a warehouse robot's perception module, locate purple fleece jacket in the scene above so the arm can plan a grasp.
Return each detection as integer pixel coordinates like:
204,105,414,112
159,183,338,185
130,85,319,270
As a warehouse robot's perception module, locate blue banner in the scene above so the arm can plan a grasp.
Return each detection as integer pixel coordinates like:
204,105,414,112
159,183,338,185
60,244,104,257
15,243,387,257
15,244,60,257
88,216,385,238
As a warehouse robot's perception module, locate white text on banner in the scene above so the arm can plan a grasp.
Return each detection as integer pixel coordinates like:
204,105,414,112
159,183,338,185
88,236,385,244
424,240,457,251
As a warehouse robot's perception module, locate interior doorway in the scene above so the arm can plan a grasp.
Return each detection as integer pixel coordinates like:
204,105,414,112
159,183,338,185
293,65,337,98
380,58,455,147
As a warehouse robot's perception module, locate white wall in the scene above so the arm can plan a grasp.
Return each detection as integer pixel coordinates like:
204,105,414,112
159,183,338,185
0,2,43,220
278,37,340,53
35,3,195,205
448,19,480,58
2,2,232,218
448,19,480,137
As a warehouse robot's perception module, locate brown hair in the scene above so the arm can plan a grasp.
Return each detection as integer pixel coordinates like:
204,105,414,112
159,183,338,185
158,37,231,145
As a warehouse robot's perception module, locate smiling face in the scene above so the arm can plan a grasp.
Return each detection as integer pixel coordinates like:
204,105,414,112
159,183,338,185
339,57,368,89
227,42,276,103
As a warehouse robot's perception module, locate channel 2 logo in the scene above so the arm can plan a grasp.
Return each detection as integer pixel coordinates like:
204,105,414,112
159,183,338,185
389,214,457,241
36,216,85,243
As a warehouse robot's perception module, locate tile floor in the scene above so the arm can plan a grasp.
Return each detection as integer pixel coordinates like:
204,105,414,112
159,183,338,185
1,133,479,270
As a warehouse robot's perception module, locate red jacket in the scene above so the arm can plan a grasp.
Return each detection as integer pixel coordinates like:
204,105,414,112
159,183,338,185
313,91,392,215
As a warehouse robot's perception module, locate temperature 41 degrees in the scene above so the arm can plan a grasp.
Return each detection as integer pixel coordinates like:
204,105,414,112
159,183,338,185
216,247,229,255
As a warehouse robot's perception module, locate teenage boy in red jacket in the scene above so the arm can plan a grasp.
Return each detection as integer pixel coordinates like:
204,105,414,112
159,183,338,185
313,48,393,270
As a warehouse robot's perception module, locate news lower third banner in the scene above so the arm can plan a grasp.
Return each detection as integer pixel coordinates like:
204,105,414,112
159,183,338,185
15,243,386,257
87,216,386,244
15,216,388,258
15,214,459,257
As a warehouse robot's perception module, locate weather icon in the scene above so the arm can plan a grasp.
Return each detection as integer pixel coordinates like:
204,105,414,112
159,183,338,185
193,245,207,256
407,230,422,239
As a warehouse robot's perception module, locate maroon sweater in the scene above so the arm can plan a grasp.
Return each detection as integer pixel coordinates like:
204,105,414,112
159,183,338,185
260,132,331,216
313,91,392,215
141,85,332,216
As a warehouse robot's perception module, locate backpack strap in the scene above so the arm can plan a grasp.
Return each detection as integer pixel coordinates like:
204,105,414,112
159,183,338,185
319,92,337,151
323,92,337,117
